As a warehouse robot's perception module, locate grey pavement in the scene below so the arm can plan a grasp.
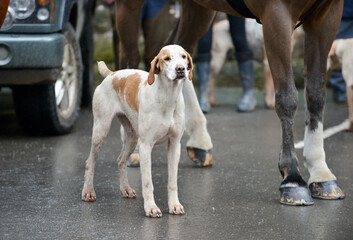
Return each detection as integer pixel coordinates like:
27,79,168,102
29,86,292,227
1,88,353,240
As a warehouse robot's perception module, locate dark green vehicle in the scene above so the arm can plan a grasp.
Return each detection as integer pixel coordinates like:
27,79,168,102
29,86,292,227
0,0,95,135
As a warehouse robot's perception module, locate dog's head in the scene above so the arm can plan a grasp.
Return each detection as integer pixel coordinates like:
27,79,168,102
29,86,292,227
147,45,193,85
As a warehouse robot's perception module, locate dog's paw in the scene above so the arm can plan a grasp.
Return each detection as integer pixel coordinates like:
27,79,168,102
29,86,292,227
145,206,162,218
169,203,185,215
120,186,137,198
82,189,96,202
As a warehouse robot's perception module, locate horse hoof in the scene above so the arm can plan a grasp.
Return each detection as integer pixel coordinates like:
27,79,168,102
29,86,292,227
309,180,345,200
280,186,314,206
187,147,213,167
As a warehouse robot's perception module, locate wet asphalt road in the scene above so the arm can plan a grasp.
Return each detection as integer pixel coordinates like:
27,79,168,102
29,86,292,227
1,88,353,240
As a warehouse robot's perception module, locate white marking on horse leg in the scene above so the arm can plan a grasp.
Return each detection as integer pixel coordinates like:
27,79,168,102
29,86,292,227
303,122,336,184
295,119,350,149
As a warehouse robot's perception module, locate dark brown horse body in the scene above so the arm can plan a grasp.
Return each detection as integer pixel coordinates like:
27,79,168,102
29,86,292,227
115,0,345,204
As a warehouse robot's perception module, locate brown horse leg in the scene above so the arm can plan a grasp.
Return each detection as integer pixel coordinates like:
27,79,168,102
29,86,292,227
114,0,145,69
262,4,313,205
166,0,216,53
303,0,345,200
142,0,171,70
167,1,216,167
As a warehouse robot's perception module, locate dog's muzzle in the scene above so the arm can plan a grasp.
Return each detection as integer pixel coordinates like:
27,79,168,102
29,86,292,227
175,65,186,79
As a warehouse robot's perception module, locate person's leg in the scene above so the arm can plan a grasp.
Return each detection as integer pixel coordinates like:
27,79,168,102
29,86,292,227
227,15,256,112
195,25,213,113
331,70,348,104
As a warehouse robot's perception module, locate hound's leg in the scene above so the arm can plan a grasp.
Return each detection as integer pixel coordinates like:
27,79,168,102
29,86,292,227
167,139,184,215
210,44,228,106
303,0,345,199
139,142,162,217
341,46,353,131
82,98,115,202
120,125,140,167
117,115,138,198
114,0,145,69
263,53,275,109
262,7,313,205
166,1,216,167
345,78,353,131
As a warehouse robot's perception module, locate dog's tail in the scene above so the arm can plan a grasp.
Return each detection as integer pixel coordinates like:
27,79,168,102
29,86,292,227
97,61,112,77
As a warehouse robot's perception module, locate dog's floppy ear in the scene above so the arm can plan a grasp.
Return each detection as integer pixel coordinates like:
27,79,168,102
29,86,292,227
147,56,160,85
185,51,193,80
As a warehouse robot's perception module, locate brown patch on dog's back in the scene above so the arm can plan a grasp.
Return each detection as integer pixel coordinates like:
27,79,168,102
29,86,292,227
125,73,141,112
112,76,127,100
112,73,141,112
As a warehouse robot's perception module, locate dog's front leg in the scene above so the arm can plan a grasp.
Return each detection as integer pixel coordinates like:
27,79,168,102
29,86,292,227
139,142,162,217
167,139,184,215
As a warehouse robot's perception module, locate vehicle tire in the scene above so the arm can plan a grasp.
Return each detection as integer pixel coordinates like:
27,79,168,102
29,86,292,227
80,11,95,106
12,23,82,135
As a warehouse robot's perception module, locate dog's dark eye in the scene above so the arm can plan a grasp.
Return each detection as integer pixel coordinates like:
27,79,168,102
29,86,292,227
164,57,171,61
182,55,186,59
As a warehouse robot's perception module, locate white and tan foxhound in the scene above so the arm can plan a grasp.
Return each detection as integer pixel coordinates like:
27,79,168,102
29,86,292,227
82,45,193,217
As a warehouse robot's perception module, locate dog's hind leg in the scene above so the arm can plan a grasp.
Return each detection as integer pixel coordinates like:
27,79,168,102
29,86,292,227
82,118,115,202
121,126,140,167
117,115,138,198
82,92,116,202
209,27,229,106
263,54,275,109
340,41,353,131
302,0,345,200
344,77,353,131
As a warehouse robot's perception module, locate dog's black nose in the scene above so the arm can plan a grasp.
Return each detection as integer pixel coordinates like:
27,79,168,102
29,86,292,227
176,65,185,73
